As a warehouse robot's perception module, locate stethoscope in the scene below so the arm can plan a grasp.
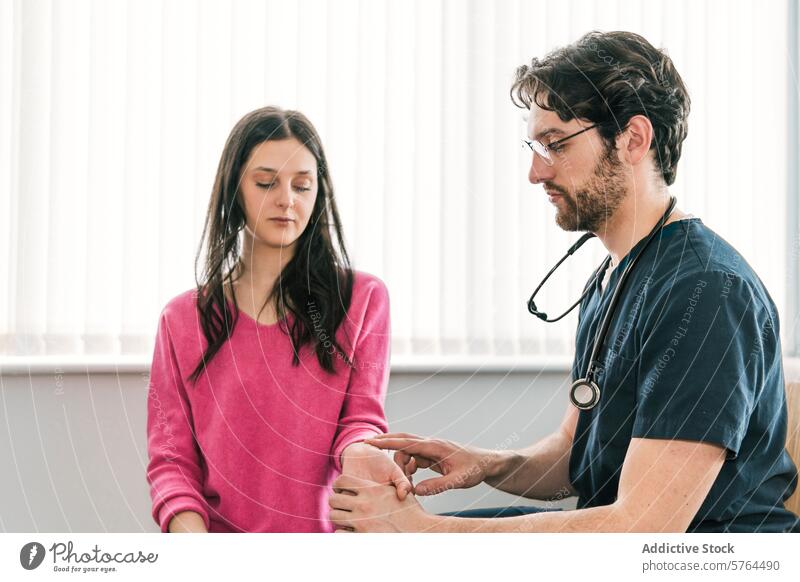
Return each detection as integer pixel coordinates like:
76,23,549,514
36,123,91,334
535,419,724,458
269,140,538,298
527,196,677,410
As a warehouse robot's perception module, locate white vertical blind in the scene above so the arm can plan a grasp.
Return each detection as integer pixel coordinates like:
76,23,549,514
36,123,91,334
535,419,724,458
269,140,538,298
0,0,793,366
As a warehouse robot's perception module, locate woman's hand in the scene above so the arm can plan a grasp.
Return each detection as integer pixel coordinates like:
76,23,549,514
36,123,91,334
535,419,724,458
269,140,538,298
365,433,496,495
340,442,413,500
168,511,208,533
329,474,431,533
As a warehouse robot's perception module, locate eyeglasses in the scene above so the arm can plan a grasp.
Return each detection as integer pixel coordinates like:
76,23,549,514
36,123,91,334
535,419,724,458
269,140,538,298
522,124,598,166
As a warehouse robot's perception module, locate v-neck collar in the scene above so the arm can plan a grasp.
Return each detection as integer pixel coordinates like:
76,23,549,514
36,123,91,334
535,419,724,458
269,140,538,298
595,217,700,295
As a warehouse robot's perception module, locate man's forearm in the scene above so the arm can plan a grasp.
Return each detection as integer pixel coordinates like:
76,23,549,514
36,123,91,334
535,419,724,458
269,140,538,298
423,502,650,533
483,431,575,500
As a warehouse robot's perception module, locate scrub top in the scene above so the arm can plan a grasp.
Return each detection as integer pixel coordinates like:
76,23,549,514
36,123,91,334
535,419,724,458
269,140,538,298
569,217,799,532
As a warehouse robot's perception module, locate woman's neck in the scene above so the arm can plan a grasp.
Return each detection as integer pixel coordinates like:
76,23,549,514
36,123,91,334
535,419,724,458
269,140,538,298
227,234,296,314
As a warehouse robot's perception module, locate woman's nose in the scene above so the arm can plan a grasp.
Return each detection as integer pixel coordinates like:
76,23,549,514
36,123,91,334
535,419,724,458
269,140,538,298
275,185,295,208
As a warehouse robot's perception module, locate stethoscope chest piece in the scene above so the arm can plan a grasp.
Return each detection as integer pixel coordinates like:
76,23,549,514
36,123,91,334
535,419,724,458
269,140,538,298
570,378,601,410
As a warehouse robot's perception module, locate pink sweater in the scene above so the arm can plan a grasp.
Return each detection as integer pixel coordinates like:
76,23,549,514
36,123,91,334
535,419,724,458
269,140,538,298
146,271,390,533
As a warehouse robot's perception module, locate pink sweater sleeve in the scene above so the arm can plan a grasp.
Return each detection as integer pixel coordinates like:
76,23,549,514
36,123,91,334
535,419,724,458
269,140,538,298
330,278,392,472
145,310,210,533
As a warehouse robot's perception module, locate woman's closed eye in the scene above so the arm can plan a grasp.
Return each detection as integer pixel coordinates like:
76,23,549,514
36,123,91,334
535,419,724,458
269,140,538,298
255,181,313,192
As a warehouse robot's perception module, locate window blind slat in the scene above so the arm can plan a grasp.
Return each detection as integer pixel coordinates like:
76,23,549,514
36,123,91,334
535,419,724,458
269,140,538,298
0,0,792,363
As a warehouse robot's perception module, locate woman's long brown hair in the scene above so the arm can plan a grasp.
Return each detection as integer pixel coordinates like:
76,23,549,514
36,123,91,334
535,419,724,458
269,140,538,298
189,107,354,383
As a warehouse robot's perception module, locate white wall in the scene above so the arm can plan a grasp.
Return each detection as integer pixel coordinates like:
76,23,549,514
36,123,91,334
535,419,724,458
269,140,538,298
0,370,575,532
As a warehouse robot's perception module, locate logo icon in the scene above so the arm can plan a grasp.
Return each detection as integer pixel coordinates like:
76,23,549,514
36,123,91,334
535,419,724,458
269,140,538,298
20,542,46,570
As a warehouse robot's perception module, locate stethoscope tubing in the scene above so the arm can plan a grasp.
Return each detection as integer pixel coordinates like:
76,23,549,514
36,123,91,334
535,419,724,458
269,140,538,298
530,196,678,410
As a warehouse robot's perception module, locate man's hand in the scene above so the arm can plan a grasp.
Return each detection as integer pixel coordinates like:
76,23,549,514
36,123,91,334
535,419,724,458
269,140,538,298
340,441,413,500
365,433,496,495
329,474,431,532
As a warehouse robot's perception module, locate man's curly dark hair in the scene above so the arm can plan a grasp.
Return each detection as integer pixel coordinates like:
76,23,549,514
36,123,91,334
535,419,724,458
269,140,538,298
511,30,691,186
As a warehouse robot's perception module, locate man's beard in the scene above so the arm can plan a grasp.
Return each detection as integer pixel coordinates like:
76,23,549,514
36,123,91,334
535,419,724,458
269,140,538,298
550,146,627,232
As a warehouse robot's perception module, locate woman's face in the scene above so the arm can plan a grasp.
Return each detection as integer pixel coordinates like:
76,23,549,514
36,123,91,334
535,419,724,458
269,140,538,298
238,137,319,251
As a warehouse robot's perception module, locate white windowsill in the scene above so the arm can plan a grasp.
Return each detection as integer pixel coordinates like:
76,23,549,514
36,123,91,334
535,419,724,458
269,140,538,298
0,355,574,376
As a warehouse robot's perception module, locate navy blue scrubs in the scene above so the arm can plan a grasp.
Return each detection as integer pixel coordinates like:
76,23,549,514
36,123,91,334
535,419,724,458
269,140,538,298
570,218,799,532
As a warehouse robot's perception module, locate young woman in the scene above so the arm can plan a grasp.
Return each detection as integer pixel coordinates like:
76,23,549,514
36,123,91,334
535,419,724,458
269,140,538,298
146,107,410,533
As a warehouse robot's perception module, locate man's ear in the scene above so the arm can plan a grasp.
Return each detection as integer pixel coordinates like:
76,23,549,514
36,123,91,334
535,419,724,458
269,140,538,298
618,114,654,166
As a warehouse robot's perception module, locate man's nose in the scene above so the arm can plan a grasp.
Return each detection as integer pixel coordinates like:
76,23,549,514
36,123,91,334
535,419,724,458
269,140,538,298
528,153,555,184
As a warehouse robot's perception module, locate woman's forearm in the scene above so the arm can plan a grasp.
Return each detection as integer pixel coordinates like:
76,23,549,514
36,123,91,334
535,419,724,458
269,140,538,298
483,431,576,500
168,511,208,533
